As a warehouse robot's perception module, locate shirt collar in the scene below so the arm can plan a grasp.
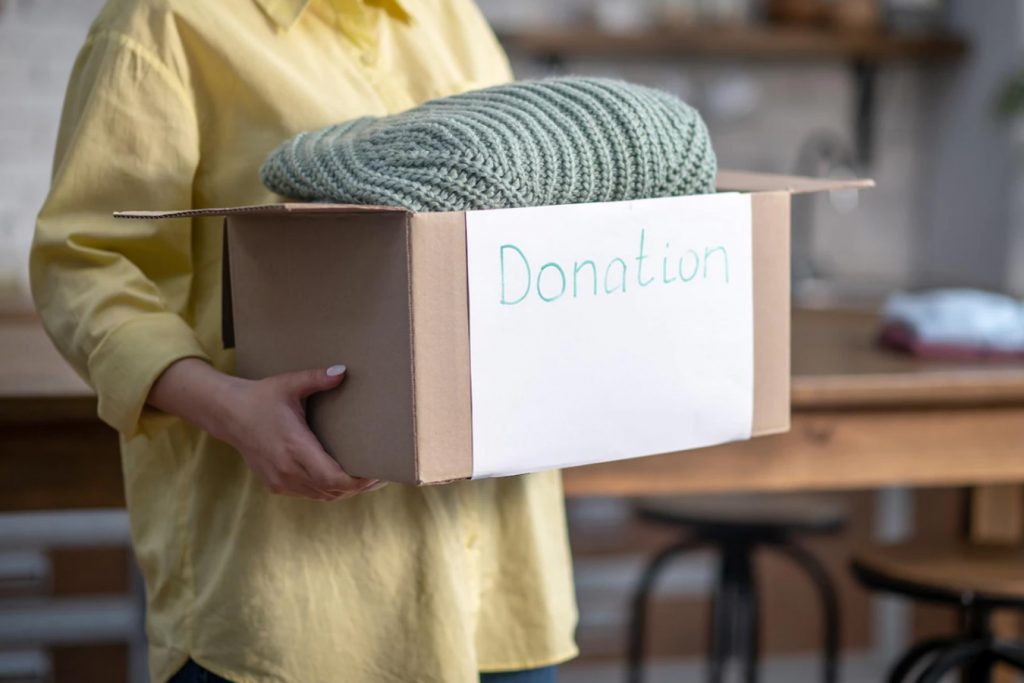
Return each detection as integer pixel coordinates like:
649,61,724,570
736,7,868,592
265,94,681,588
255,0,411,30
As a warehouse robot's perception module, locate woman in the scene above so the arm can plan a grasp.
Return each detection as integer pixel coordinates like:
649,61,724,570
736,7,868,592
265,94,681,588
31,1,578,681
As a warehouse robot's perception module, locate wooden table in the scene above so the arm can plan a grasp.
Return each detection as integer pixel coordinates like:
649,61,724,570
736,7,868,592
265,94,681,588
5,308,1024,509
565,308,1024,499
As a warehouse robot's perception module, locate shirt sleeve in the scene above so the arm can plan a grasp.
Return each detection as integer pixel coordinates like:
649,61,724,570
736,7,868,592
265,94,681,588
31,30,209,437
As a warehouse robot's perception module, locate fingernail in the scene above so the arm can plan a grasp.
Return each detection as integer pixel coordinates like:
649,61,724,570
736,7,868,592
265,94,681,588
326,364,347,377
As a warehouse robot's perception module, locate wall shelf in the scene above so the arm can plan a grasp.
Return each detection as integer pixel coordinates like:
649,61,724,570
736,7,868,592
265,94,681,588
496,25,968,63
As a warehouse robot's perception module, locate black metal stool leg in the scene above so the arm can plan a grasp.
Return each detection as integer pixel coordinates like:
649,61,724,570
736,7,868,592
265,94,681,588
731,544,760,683
885,638,957,683
914,639,990,683
708,546,740,683
626,539,703,683
773,541,840,683
965,653,994,683
963,604,994,683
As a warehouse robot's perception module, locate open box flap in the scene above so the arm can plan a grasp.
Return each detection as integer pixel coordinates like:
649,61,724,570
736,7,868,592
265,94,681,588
116,170,874,221
114,202,409,220
717,169,875,194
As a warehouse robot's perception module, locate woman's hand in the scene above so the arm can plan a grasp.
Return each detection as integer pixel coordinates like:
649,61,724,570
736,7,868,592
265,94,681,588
148,358,380,501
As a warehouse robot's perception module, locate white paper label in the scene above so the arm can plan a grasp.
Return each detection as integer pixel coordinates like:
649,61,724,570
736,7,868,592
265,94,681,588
465,194,754,478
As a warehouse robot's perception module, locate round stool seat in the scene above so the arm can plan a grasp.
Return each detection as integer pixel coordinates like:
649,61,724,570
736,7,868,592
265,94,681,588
852,541,1024,607
635,493,847,536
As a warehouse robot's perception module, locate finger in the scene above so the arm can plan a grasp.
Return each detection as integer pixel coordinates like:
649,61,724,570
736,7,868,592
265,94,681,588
278,364,347,401
349,478,383,493
264,472,327,500
262,462,336,501
293,432,372,494
282,474,336,501
334,479,385,500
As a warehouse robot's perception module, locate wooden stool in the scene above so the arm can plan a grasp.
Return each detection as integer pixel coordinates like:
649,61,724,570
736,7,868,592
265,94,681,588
627,494,847,683
852,542,1024,683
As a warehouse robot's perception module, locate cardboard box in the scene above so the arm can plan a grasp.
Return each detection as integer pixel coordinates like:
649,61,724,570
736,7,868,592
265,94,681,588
117,170,872,485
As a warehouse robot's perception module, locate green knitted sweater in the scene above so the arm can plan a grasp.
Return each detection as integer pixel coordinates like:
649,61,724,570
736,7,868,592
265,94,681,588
260,77,717,212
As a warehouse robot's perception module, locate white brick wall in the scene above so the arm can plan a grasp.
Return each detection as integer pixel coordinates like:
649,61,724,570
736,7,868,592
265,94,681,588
0,0,1010,308
0,0,104,308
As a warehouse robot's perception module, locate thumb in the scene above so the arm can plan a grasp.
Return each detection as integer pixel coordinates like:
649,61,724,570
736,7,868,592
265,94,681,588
279,364,347,400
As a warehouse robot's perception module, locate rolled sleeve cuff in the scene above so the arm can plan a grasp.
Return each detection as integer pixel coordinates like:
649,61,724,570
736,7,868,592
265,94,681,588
88,312,210,437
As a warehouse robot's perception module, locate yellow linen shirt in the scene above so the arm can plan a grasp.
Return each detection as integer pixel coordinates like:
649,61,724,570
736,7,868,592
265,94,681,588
30,1,578,681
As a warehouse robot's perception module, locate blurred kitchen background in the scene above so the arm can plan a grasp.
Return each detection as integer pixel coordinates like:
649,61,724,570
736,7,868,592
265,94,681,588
1,0,1023,682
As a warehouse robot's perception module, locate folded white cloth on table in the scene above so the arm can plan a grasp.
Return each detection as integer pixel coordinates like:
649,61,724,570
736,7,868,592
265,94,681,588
881,289,1024,355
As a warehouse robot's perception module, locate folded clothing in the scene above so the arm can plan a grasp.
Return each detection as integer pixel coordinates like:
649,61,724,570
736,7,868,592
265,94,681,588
260,77,717,212
879,289,1024,359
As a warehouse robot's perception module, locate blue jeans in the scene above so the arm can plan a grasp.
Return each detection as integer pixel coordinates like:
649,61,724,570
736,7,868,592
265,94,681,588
170,659,557,682
480,667,557,683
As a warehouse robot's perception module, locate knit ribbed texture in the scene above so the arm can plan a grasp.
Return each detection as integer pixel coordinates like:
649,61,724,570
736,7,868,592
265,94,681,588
260,77,717,212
